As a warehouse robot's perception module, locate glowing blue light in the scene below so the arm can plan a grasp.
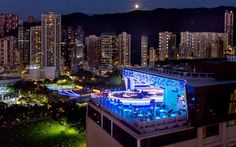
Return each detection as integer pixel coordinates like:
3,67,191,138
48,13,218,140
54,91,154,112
170,113,176,117
110,101,115,104
162,115,167,118
156,116,161,119
160,109,165,112
138,114,144,117
123,109,129,112
123,69,186,92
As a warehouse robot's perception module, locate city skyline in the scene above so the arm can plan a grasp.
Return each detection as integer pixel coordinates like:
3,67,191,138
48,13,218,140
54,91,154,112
0,0,235,20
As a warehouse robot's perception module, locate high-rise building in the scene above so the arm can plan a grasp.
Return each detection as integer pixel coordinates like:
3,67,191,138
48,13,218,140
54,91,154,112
41,12,61,78
67,26,75,45
169,35,177,60
71,38,84,73
61,26,85,69
86,35,101,68
61,27,69,67
180,32,228,59
179,32,192,59
0,14,5,37
30,26,41,67
0,36,20,67
18,26,30,65
118,32,131,67
69,26,85,73
141,35,148,67
75,26,85,43
224,10,234,46
5,14,19,33
149,47,157,66
159,32,177,60
100,33,118,70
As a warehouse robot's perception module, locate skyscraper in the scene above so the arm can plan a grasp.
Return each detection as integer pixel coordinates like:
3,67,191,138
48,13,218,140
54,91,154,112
141,35,148,67
75,26,85,43
224,10,234,46
71,38,85,73
30,26,41,67
5,14,19,33
18,26,30,65
86,35,101,68
0,14,5,37
41,12,61,77
179,32,192,59
149,47,157,66
180,32,228,59
100,33,118,70
0,36,20,67
159,32,177,60
118,32,131,67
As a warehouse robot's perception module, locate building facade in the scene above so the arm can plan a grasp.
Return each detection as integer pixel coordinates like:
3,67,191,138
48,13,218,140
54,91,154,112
30,26,41,67
141,36,148,67
149,47,157,66
87,60,236,147
4,14,19,34
118,32,131,67
0,36,20,67
0,14,5,37
18,26,30,65
71,38,84,73
159,32,177,60
100,33,118,71
86,35,101,68
180,32,228,59
41,12,61,78
224,10,234,46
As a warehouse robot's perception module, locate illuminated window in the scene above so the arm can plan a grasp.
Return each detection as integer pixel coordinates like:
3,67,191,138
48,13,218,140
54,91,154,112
227,119,236,127
229,89,236,114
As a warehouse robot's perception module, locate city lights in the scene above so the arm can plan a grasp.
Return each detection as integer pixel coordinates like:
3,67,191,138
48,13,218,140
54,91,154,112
0,1,235,147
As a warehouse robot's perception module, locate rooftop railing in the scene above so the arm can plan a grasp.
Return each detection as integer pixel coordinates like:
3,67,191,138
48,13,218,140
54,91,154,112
146,67,215,79
90,99,188,136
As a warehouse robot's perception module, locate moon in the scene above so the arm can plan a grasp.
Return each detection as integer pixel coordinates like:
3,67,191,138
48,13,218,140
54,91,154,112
134,4,140,9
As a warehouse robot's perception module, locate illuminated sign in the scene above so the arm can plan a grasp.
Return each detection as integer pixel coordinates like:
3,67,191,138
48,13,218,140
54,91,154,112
123,69,185,92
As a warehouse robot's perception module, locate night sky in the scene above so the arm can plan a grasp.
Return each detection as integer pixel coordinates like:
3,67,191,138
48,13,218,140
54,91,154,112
0,0,235,20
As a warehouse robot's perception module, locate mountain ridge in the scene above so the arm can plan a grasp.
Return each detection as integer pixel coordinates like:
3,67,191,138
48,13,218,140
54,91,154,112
62,6,236,64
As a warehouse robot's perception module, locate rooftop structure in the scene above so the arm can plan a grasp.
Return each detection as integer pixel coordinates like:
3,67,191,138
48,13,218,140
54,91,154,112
87,58,236,147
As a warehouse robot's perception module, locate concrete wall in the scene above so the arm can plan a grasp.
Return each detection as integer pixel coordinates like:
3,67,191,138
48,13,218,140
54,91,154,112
86,117,122,147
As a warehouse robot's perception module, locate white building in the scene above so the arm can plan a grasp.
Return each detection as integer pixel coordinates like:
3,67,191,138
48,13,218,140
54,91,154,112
41,12,61,78
25,12,61,80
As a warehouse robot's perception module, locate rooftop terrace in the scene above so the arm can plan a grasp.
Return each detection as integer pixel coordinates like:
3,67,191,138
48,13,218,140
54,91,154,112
89,96,189,137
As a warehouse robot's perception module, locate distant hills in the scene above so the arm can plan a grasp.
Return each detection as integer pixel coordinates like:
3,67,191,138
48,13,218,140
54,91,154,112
62,6,236,64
